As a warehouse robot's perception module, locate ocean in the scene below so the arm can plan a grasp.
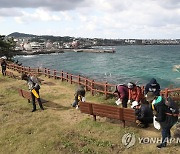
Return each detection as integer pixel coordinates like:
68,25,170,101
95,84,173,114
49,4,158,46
14,45,180,89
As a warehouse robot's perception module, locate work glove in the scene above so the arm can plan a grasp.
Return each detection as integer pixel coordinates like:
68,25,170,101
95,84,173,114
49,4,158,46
128,100,131,104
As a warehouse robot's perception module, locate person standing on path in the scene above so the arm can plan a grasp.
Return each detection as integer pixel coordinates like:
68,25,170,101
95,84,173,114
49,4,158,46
1,58,7,76
21,73,44,112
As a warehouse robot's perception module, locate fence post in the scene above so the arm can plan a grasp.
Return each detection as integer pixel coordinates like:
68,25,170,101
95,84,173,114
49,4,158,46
44,68,47,77
28,67,31,73
22,66,24,73
70,74,72,84
165,88,168,99
105,82,108,99
85,78,88,91
48,69,50,78
37,67,40,75
54,70,57,79
61,71,63,82
13,64,15,71
78,75,81,85
91,80,94,96
66,72,69,82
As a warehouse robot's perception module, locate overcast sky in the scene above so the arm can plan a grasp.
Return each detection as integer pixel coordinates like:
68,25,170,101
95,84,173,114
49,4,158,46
0,0,180,39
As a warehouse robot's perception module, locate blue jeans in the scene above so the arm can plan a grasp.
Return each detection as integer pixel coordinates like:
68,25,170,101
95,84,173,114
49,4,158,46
161,127,171,146
72,100,78,107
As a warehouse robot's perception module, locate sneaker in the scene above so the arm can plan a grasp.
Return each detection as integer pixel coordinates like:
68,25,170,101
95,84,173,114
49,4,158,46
157,144,166,149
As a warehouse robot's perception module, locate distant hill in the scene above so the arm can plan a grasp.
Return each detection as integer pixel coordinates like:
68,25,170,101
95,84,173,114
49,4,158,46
8,32,37,38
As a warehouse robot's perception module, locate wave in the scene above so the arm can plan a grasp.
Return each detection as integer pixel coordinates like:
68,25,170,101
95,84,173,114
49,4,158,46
173,65,180,72
14,55,36,58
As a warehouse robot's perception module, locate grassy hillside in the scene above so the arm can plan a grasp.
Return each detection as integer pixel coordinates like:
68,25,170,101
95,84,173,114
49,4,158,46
0,73,179,154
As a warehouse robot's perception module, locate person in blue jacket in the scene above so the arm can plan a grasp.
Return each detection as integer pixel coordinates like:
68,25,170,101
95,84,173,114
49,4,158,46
145,78,160,96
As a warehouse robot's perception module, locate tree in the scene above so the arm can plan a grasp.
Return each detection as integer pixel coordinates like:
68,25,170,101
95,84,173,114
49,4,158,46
0,35,16,59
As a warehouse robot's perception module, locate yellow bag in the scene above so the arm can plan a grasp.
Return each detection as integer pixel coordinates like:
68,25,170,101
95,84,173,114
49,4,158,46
31,89,40,98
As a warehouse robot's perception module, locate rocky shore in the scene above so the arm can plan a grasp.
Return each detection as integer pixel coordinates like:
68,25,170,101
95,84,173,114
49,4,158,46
14,48,115,55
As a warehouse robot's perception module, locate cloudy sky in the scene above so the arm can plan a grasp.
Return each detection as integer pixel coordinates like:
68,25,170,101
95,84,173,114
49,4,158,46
0,0,180,39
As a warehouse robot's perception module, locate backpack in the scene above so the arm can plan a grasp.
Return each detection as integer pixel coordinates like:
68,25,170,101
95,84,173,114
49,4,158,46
165,97,179,115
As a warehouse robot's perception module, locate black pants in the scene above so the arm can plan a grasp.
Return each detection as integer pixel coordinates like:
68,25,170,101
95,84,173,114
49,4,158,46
122,98,128,108
2,68,6,76
31,89,43,110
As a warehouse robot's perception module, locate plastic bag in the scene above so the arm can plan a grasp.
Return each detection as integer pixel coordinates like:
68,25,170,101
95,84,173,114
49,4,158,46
82,97,86,102
153,116,161,130
115,98,122,105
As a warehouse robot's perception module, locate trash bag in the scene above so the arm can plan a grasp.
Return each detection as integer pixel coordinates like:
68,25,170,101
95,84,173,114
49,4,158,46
153,116,161,130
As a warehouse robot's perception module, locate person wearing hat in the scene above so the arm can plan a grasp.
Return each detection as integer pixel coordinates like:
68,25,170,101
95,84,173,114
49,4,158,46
113,84,129,108
127,82,143,104
1,58,7,76
21,73,44,112
146,92,178,149
131,100,153,128
145,78,160,96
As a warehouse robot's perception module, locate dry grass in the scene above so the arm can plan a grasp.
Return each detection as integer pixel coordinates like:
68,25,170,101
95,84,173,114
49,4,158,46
0,70,180,154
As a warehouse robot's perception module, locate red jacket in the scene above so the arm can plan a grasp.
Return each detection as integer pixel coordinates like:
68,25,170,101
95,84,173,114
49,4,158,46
128,86,143,102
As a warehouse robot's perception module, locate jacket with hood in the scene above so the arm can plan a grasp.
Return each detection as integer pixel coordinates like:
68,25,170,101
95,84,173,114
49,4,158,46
136,104,153,123
145,78,160,96
116,84,129,100
128,86,142,102
75,85,85,102
152,96,178,128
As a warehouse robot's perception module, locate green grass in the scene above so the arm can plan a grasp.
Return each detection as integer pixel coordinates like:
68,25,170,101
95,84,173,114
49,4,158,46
0,74,180,154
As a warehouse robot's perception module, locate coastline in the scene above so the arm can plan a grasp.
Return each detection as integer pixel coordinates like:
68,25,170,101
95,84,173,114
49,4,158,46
14,48,115,56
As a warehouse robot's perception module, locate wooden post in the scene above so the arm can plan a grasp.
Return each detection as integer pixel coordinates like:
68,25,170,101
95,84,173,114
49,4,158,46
22,66,24,73
105,82,108,99
70,74,72,84
48,69,50,78
78,75,80,85
66,72,68,82
37,67,40,75
91,80,94,96
165,88,168,99
93,115,96,121
44,68,47,77
61,71,63,82
85,78,88,91
122,120,125,128
54,70,57,79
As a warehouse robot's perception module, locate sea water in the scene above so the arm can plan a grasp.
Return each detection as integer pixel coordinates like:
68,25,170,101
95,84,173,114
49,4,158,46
14,45,180,89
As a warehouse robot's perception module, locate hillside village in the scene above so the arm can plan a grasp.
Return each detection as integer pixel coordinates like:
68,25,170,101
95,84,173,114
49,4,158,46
4,32,180,53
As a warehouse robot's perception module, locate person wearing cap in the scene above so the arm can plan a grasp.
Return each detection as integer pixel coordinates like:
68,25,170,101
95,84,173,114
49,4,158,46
21,73,44,112
131,100,153,128
146,92,177,149
127,82,143,104
113,84,129,108
1,58,7,76
72,85,86,109
145,78,160,96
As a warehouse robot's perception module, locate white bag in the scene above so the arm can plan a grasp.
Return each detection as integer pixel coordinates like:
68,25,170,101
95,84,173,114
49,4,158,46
115,98,122,105
153,116,161,130
82,97,86,102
